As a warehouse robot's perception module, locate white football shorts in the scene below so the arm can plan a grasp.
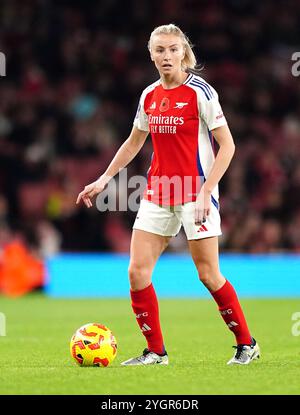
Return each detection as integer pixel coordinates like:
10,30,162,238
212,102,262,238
133,199,222,240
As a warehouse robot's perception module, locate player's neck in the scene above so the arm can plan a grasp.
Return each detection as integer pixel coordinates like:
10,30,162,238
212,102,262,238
160,71,189,90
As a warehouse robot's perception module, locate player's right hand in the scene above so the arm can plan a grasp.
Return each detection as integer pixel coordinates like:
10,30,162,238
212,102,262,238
76,176,110,208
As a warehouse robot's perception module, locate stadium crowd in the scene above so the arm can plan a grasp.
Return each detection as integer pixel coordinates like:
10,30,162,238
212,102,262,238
0,0,300,258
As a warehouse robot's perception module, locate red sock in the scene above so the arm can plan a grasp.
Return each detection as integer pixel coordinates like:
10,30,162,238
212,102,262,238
130,283,165,355
211,280,252,345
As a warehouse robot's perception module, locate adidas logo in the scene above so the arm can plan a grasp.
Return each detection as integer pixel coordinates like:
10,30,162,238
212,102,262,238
149,102,156,110
227,321,238,328
197,224,208,232
142,323,151,332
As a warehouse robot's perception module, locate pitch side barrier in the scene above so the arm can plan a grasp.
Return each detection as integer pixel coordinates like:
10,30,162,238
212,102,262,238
45,253,300,297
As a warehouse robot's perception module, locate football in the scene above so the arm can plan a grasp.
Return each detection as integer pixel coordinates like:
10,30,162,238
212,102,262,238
70,323,117,367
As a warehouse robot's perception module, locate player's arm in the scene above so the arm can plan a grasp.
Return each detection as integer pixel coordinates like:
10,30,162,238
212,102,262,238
76,126,148,208
103,126,148,180
203,124,235,194
195,124,235,224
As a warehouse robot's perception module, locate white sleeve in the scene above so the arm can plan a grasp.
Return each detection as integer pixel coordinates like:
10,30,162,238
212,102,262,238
133,91,149,132
198,85,227,131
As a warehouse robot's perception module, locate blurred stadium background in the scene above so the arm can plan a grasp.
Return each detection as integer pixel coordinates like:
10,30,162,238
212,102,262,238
0,0,300,297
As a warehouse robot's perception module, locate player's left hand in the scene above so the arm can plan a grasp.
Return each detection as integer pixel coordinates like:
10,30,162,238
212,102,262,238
195,186,211,225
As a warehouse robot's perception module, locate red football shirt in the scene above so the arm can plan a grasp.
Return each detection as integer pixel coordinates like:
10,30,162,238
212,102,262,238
133,74,227,206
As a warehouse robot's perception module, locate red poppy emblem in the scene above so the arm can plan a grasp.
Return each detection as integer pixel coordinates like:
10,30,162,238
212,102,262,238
159,97,170,112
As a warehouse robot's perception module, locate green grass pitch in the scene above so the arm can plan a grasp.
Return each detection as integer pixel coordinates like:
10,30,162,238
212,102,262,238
0,293,299,395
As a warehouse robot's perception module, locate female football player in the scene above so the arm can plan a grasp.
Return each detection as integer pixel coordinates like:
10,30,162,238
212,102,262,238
76,24,260,366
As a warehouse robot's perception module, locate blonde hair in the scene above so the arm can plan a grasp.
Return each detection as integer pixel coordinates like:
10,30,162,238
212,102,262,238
148,23,202,74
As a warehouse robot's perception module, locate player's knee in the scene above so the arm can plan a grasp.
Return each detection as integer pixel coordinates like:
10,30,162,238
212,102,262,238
197,263,217,287
128,263,151,290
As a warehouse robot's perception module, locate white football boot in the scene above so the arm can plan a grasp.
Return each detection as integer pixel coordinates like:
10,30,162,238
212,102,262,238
121,348,169,366
227,338,260,365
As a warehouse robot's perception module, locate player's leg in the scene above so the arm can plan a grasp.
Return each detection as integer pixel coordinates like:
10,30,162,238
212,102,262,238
188,236,260,364
128,229,170,292
129,230,170,348
122,200,181,366
188,236,250,341
121,229,171,366
180,201,260,364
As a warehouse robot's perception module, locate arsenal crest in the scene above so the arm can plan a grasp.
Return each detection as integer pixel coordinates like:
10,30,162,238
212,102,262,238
159,97,170,112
